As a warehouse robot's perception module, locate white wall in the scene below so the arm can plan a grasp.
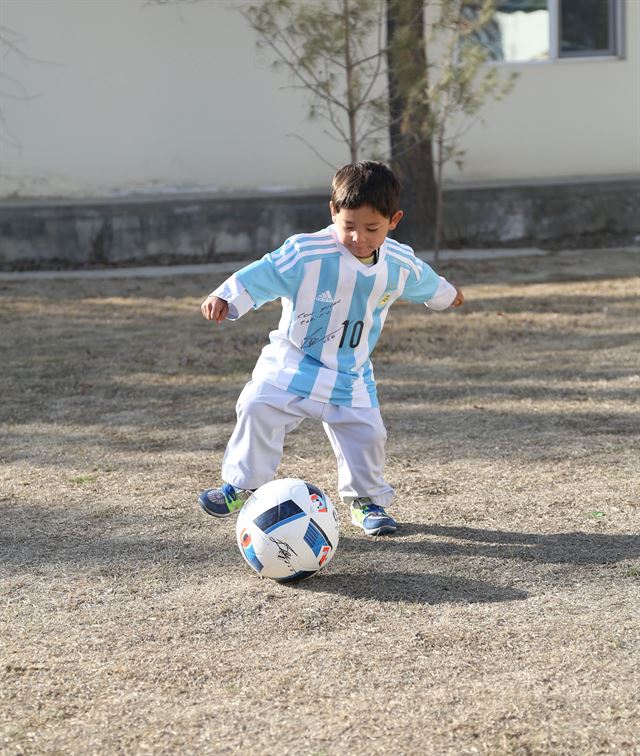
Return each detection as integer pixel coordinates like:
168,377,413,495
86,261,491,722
0,0,339,196
1,0,638,198
459,0,640,182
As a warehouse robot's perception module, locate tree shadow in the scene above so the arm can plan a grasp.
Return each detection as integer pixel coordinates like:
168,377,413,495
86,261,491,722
293,569,528,605
461,293,640,315
291,523,640,603
376,524,640,565
0,502,239,572
2,500,524,608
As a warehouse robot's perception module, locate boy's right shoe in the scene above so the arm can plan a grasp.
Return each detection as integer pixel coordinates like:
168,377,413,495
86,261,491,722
350,498,397,536
198,483,253,517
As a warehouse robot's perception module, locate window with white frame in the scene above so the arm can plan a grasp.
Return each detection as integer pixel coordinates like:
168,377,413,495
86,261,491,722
465,0,624,62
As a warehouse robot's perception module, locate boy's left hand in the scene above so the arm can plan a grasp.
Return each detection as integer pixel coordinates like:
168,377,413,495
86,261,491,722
451,284,465,307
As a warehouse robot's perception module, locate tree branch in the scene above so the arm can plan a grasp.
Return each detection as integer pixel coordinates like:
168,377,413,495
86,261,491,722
285,132,340,169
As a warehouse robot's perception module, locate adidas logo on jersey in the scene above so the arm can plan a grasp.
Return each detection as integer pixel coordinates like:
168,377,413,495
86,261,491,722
315,290,334,303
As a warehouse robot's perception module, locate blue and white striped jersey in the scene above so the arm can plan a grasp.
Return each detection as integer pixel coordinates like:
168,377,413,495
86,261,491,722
212,225,456,408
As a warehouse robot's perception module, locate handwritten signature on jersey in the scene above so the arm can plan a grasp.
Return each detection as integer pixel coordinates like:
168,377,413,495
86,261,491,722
302,324,348,349
296,299,342,327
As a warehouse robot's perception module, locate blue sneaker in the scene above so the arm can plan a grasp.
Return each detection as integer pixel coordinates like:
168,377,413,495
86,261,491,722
350,498,397,536
198,483,253,517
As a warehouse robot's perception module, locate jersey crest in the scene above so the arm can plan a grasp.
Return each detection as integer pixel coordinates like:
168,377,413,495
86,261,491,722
377,292,393,309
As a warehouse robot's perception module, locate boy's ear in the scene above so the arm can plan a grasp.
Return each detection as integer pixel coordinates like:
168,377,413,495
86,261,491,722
388,210,404,230
329,201,337,220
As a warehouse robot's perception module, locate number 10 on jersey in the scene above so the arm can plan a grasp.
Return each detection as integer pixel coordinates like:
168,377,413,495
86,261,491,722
339,319,364,349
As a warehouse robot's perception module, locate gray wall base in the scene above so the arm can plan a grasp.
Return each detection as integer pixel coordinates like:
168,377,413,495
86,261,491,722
1,177,638,270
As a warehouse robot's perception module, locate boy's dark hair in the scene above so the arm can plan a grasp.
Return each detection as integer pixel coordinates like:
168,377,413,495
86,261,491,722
331,161,401,219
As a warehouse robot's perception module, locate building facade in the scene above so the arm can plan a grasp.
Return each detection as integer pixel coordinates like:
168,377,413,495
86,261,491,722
1,0,638,198
1,1,638,267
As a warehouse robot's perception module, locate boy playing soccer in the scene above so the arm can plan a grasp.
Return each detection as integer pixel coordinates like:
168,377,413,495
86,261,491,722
199,161,464,536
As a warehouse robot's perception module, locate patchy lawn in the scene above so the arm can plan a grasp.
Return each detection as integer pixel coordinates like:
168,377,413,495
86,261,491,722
1,248,639,755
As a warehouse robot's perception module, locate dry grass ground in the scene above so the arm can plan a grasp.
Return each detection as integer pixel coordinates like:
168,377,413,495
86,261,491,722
1,248,639,755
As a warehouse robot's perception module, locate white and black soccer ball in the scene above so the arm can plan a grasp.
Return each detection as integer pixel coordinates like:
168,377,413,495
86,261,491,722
236,478,339,583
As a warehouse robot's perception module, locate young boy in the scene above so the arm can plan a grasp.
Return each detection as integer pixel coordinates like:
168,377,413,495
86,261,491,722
199,161,464,536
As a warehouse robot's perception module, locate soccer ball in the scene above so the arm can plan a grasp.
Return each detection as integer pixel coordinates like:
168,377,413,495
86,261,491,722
236,478,339,583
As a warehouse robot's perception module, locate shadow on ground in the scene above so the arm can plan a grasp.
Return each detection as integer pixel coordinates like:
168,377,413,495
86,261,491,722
356,525,640,565
3,500,637,570
293,569,528,605
0,502,239,571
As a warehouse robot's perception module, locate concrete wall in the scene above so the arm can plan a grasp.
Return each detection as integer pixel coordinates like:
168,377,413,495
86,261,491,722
2,177,638,270
1,0,639,198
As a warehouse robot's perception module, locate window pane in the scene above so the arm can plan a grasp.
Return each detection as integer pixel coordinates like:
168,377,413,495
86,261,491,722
560,0,615,56
465,1,550,62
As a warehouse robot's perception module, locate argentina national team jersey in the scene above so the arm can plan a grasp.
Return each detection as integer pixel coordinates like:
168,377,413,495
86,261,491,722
212,225,453,408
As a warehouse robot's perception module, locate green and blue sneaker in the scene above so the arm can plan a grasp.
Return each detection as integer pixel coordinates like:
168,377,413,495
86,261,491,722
350,498,397,536
198,483,253,517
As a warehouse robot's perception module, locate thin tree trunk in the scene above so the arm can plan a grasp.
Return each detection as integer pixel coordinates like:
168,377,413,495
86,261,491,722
343,0,359,161
434,129,445,263
386,0,437,250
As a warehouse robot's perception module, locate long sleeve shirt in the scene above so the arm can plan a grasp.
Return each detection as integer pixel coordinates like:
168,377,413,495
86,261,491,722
211,224,456,408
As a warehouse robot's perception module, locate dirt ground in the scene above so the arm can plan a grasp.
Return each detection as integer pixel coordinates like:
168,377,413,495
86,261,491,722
1,247,639,755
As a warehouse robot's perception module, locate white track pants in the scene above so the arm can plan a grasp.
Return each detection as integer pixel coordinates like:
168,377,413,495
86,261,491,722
221,380,394,507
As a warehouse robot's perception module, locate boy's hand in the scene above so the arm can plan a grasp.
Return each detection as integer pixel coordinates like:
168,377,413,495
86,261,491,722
451,284,465,307
201,295,229,323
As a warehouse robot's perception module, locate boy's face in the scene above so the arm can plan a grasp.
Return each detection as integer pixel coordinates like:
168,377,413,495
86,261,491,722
330,203,403,259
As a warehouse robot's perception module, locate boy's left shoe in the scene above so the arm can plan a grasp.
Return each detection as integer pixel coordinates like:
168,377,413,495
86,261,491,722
199,483,253,517
350,498,397,536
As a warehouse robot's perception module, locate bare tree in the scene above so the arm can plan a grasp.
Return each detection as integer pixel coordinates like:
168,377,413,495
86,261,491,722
243,0,516,253
425,0,517,258
386,0,516,255
386,0,437,248
152,0,517,253
242,0,388,165
0,24,61,160
0,25,31,150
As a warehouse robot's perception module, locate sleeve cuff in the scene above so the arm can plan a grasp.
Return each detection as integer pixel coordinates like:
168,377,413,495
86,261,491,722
210,275,255,321
425,276,457,311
